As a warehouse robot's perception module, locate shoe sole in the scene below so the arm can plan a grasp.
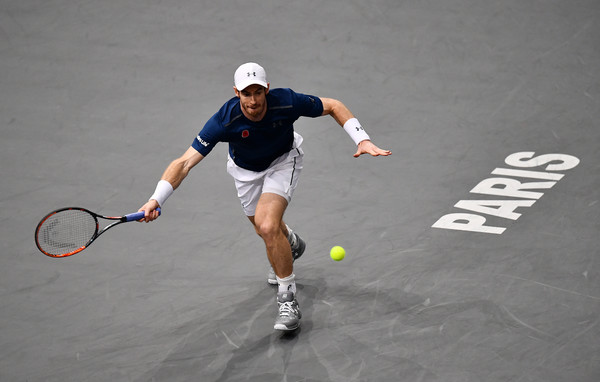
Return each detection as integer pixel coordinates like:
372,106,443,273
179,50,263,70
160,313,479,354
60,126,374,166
274,322,300,331
292,235,306,261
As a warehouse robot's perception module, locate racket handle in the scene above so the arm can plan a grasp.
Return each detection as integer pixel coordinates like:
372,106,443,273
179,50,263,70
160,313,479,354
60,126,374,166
125,207,161,222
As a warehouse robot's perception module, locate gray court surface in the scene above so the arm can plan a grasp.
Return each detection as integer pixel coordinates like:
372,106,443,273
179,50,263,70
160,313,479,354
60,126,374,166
2,1,599,381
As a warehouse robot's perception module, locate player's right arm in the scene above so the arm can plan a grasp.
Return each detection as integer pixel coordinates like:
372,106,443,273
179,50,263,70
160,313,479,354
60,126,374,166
161,146,205,190
139,146,204,222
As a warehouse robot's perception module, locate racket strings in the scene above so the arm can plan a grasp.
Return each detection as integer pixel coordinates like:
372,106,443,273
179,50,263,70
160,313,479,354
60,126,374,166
37,210,97,255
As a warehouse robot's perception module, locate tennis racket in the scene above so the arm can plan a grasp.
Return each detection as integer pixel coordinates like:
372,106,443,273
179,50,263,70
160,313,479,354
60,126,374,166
34,207,161,258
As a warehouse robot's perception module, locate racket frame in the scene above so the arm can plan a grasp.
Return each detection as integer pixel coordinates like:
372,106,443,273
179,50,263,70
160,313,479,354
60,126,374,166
34,207,156,258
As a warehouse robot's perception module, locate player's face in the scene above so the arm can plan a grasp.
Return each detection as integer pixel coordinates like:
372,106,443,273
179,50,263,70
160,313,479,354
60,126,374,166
235,84,269,121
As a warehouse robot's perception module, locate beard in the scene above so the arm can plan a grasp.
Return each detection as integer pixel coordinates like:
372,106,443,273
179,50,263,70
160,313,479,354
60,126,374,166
242,102,265,120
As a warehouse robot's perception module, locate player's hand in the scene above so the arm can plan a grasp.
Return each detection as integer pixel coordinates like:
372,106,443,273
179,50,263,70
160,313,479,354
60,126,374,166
138,199,161,222
354,140,392,158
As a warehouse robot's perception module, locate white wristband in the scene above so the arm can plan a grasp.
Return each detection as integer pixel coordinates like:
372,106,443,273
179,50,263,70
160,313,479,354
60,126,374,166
149,180,173,207
343,118,370,145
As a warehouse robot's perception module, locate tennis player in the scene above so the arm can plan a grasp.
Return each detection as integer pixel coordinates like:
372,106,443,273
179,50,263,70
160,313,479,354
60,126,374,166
139,62,391,331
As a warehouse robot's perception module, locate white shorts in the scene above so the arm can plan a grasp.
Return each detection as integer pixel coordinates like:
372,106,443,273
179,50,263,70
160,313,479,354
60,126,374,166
227,132,304,216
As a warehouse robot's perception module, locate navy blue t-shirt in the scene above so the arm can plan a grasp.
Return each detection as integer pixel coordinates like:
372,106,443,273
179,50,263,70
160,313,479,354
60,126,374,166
191,88,324,172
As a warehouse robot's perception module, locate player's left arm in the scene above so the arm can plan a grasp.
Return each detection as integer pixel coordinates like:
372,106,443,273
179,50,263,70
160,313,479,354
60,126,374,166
320,97,391,158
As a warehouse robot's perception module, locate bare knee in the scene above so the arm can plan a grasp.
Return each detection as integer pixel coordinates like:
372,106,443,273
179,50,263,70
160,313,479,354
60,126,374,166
254,217,280,240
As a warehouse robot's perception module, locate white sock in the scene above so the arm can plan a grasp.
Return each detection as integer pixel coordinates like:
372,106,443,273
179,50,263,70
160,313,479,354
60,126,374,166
277,273,296,294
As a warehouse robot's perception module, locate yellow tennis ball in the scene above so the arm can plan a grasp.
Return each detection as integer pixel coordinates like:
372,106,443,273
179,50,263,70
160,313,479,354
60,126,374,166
330,246,345,261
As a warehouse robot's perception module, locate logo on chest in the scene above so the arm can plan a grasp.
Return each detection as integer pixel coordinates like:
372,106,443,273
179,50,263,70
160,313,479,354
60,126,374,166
241,130,250,138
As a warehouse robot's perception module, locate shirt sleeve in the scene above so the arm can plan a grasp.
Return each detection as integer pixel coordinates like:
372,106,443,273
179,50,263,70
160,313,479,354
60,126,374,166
290,89,324,118
191,112,222,156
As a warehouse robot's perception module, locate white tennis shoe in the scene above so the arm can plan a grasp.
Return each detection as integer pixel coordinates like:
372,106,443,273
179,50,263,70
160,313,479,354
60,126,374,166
274,291,301,331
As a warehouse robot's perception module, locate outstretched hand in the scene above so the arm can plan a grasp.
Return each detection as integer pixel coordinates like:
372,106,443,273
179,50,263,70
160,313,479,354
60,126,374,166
354,140,392,158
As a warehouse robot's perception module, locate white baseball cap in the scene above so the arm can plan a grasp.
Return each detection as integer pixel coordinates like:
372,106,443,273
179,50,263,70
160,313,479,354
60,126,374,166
234,62,268,90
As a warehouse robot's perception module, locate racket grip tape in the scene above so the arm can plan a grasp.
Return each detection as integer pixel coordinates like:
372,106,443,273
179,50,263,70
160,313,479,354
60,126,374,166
124,207,161,222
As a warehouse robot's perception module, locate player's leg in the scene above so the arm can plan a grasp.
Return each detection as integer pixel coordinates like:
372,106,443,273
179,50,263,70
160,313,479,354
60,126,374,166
250,217,285,285
227,141,305,331
250,147,306,285
253,192,301,331
250,193,306,284
248,217,305,285
247,217,291,245
253,193,293,281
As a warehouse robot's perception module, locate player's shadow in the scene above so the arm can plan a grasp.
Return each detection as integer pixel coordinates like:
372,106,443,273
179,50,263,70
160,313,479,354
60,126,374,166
213,282,317,382
212,275,428,382
137,273,431,382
